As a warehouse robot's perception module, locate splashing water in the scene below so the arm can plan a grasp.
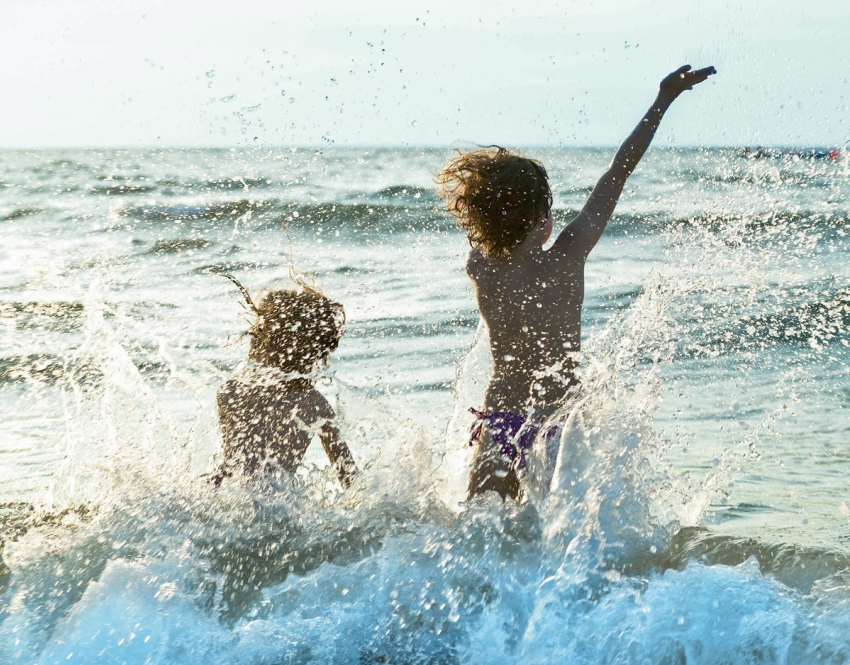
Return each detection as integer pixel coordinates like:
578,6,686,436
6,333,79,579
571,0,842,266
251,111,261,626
1,148,850,663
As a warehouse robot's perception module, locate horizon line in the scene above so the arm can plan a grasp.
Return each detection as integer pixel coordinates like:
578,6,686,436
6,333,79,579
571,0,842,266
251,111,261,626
0,144,845,152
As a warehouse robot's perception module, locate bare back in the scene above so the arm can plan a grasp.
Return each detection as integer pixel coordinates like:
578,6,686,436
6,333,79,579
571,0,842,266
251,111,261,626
215,375,356,487
468,244,583,416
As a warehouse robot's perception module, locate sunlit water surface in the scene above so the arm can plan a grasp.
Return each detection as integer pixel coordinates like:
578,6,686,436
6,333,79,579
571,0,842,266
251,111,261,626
1,147,849,663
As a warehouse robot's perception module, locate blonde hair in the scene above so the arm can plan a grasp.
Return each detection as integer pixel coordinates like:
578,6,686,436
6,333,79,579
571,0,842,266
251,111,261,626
437,147,552,258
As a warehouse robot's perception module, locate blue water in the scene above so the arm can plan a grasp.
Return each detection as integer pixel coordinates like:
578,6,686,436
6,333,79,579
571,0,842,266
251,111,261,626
1,147,849,663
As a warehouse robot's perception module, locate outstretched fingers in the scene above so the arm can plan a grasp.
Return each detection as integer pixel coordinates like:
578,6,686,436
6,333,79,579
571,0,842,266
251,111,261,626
660,64,716,96
683,66,717,89
690,66,716,79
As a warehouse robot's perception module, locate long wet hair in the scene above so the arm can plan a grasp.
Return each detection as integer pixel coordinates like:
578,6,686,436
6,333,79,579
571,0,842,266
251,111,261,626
437,146,552,258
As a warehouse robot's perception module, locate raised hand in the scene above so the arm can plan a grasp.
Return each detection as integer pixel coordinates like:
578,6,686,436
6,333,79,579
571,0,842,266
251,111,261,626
556,64,717,259
659,65,716,100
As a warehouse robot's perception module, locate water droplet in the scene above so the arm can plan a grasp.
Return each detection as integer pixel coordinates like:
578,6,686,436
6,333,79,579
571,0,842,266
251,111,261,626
411,120,417,127
280,90,287,96
288,97,295,104
205,70,215,78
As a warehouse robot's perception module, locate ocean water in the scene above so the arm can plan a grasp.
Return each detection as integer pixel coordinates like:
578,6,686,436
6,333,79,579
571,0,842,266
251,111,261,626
0,146,849,663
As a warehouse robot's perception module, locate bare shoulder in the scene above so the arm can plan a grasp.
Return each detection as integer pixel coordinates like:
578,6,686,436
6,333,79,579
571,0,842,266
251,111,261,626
465,247,486,277
216,379,240,406
548,217,589,266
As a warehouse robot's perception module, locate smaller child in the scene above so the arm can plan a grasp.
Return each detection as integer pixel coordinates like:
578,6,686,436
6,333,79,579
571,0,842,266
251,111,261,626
213,276,357,487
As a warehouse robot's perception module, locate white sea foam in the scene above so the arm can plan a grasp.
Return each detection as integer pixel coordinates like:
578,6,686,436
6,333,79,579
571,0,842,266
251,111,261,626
2,272,849,664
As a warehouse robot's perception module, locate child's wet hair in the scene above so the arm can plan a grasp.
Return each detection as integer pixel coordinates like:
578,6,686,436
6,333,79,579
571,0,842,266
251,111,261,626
437,147,552,258
224,275,345,375
250,287,345,374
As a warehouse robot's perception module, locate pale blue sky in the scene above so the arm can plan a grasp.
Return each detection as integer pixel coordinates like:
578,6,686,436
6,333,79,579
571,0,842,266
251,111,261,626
1,0,847,147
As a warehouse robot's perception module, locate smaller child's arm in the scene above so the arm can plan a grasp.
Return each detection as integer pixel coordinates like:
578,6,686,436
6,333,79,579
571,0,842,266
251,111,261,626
554,65,716,259
319,421,358,488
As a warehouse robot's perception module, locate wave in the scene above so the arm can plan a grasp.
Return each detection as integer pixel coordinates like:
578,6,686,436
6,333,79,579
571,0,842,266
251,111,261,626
678,285,850,360
89,184,159,196
4,471,850,662
184,176,275,192
1,207,43,222
330,265,377,275
597,209,850,239
0,352,174,387
118,199,456,233
735,287,850,347
587,282,850,366
0,354,68,385
0,301,85,332
662,526,850,593
143,238,215,255
372,184,437,202
554,184,595,197
109,205,844,238
679,168,835,187
348,312,479,339
24,158,95,177
736,147,844,161
119,199,276,222
192,260,276,275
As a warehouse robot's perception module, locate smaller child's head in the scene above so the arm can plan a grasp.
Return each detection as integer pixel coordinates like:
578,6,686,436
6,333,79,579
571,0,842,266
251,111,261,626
246,286,345,375
437,147,552,258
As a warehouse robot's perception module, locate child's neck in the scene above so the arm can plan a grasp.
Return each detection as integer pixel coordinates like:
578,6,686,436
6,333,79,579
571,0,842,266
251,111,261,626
501,235,544,264
245,360,315,392
509,223,547,261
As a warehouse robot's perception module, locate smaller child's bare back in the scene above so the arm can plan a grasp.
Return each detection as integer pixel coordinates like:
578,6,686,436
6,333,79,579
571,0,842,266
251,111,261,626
213,283,357,488
217,379,338,478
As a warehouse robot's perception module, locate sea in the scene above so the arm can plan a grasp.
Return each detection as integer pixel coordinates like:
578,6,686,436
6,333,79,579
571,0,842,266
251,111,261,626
0,146,848,663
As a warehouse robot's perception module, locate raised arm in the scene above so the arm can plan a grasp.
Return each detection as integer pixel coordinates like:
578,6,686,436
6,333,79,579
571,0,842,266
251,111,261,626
553,65,716,259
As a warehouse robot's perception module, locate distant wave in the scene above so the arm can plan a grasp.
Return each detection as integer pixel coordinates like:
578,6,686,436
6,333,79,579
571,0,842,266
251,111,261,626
346,312,479,339
118,199,456,232
89,183,159,196
0,352,175,387
192,260,278,275
678,285,850,360
1,207,43,222
0,301,85,332
142,238,214,255
600,210,850,237
0,353,67,385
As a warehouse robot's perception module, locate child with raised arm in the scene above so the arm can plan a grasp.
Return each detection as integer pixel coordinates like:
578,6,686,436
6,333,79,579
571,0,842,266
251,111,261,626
213,276,357,488
439,65,716,500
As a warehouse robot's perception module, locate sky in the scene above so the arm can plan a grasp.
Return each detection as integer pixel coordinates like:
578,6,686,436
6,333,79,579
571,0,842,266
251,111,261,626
1,0,848,148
